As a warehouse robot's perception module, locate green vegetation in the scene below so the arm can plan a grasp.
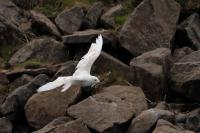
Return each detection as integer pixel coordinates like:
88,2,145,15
115,15,128,26
16,58,46,68
0,85,9,95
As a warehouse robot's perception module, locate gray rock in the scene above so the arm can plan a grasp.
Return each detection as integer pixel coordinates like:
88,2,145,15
130,48,171,101
0,117,13,133
119,0,180,56
127,109,174,133
9,38,69,66
82,2,104,29
55,6,84,34
1,74,50,121
68,85,147,132
170,50,200,101
30,11,61,38
153,119,194,133
186,108,200,132
176,13,200,50
25,86,82,129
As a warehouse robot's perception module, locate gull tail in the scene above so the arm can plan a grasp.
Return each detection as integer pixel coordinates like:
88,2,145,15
37,76,72,92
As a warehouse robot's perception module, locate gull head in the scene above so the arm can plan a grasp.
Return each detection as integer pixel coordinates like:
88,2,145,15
90,76,100,87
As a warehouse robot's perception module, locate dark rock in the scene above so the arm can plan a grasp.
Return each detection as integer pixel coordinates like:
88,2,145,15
9,38,69,66
127,109,174,133
100,4,123,28
82,2,104,29
0,72,9,85
68,85,147,132
181,0,200,14
9,74,33,92
55,6,84,34
170,50,200,102
153,119,194,133
119,0,180,56
25,86,82,129
0,117,13,133
33,116,72,133
30,11,61,38
1,74,50,121
176,13,200,50
130,48,171,101
12,0,38,9
186,108,200,132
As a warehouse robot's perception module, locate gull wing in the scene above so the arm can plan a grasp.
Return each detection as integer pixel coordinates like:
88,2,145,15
73,34,103,77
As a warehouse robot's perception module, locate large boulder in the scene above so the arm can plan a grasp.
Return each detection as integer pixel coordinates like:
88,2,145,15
82,2,104,29
9,38,69,66
55,6,84,34
30,11,61,38
170,50,200,102
176,13,200,50
0,117,13,133
67,85,147,132
25,86,82,129
127,109,174,133
130,48,171,101
0,74,50,121
186,108,200,132
119,0,180,56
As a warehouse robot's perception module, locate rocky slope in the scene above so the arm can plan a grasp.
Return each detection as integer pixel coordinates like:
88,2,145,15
0,0,200,133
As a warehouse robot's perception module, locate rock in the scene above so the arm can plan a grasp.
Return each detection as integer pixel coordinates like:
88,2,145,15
100,4,123,28
9,38,68,66
25,86,82,129
181,0,200,14
127,109,174,133
55,6,84,34
1,74,50,121
170,50,200,101
153,119,194,133
0,117,13,133
130,48,171,101
82,2,104,29
9,74,33,92
176,13,200,50
119,0,180,56
0,72,9,85
33,116,72,133
35,119,90,133
67,85,147,132
186,108,200,132
30,11,61,38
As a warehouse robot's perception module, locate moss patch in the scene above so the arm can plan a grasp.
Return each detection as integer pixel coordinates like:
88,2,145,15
16,58,47,69
0,84,9,96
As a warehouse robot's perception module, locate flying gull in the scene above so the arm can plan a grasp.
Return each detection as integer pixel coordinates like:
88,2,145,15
37,35,103,92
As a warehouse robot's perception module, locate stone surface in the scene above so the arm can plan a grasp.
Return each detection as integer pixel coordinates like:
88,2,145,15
130,48,171,101
153,119,194,133
119,0,180,56
55,6,84,34
127,109,174,133
25,86,82,129
82,2,104,29
1,74,50,121
176,13,200,50
9,38,68,66
0,117,13,133
30,11,61,38
186,108,200,132
68,85,147,132
170,50,200,101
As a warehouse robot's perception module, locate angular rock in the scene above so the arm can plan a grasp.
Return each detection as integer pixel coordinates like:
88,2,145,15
25,86,82,129
55,6,84,34
130,48,171,101
100,4,123,28
153,119,194,133
119,0,180,56
68,85,147,132
186,108,200,132
9,38,68,66
176,13,200,50
33,116,72,133
82,2,104,29
170,50,200,101
1,74,50,121
127,109,174,133
0,117,13,133
30,11,61,38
